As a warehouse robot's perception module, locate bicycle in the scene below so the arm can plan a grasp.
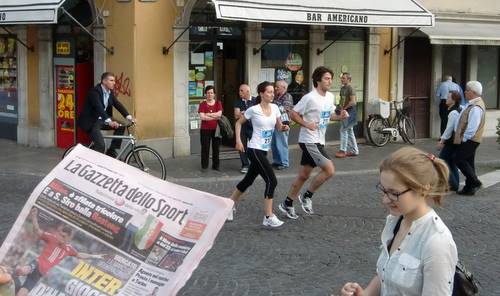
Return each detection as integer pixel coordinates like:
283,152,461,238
62,122,167,180
366,97,416,147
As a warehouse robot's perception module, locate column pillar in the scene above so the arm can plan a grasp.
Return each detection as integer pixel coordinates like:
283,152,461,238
430,44,443,138
172,26,191,157
245,23,261,95
93,24,107,85
467,45,478,81
366,28,381,116
15,26,29,145
309,25,325,87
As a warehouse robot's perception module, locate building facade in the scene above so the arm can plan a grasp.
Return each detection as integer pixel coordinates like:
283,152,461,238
394,0,500,139
2,0,426,157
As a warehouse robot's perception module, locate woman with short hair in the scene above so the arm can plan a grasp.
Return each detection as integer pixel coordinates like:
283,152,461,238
198,86,223,171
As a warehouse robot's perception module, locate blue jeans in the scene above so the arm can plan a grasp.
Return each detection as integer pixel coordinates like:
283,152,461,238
271,128,289,167
439,143,459,190
339,122,358,154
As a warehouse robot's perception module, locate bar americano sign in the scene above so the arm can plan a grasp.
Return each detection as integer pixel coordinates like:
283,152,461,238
306,12,368,24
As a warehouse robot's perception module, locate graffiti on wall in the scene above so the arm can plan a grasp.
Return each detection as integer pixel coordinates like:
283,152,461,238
114,72,132,97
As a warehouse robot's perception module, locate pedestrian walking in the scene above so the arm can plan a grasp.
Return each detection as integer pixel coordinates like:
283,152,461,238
338,147,458,296
278,66,347,219
227,81,289,228
436,75,464,134
198,86,223,171
453,81,486,195
335,73,359,158
234,84,256,173
436,91,462,192
271,80,294,170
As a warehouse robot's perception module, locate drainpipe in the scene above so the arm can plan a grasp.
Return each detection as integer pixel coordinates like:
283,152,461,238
389,28,398,102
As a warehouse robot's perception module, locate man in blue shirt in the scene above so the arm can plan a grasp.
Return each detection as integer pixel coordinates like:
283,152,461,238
436,75,464,134
453,81,486,195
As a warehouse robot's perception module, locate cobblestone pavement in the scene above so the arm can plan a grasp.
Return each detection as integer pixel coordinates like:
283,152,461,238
1,138,499,295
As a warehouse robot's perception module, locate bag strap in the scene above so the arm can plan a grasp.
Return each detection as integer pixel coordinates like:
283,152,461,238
387,216,403,252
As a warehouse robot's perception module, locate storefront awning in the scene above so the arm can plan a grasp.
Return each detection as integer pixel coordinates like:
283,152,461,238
420,21,500,45
212,0,434,27
0,0,67,24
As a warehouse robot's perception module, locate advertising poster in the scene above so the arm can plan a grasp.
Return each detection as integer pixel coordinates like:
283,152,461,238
55,65,76,149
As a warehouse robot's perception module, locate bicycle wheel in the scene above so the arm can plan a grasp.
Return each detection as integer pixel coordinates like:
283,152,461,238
399,115,416,145
125,146,166,180
367,116,390,147
62,144,78,159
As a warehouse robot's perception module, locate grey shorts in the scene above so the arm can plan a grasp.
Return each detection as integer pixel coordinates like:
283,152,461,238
299,143,331,168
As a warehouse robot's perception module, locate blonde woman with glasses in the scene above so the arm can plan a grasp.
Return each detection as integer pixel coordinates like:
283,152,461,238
338,147,458,296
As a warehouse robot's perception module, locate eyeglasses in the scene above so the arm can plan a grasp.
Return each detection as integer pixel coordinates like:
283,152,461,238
375,182,412,202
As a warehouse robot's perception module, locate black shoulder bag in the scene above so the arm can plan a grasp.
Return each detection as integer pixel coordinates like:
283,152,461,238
390,216,480,295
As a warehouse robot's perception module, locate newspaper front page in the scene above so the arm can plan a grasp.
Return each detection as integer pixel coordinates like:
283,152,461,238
0,145,233,296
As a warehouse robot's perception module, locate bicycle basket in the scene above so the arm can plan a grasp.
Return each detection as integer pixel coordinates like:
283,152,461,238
378,99,390,119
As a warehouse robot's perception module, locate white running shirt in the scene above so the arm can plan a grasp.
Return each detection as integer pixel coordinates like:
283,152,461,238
244,104,280,151
293,88,336,145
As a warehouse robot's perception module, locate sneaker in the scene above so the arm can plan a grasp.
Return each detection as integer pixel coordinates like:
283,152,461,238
278,201,299,219
346,152,359,157
226,206,235,222
262,215,284,228
240,167,249,174
298,195,314,214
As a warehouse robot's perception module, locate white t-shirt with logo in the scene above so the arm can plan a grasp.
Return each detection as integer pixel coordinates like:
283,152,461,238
244,104,280,151
293,89,336,145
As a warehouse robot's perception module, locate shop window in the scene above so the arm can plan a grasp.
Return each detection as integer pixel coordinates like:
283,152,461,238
323,40,365,121
442,45,466,88
262,26,308,40
477,46,499,109
187,42,215,130
0,35,17,140
261,42,308,104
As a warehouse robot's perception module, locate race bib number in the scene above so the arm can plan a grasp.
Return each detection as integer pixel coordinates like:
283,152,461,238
319,111,331,129
260,129,273,150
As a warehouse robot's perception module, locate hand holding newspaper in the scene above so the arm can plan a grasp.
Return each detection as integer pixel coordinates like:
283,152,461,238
0,145,233,296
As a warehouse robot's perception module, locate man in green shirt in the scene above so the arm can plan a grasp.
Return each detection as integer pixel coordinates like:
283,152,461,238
335,73,359,158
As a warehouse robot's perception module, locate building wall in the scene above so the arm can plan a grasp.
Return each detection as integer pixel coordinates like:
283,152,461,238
97,0,135,119
135,0,176,139
419,1,500,16
93,0,177,155
378,28,392,101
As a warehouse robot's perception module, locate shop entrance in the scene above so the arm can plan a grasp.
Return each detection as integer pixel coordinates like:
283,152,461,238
403,37,432,138
188,1,245,153
53,0,95,148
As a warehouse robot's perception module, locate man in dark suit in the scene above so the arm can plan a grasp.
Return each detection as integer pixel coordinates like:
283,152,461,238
78,72,134,157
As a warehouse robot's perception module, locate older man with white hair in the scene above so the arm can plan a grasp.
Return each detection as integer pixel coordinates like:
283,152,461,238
453,81,486,195
271,80,294,169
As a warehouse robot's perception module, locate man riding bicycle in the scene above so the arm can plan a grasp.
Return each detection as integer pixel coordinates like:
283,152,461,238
78,72,135,157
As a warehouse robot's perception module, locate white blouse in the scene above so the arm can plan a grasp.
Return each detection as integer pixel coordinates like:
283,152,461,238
376,210,458,296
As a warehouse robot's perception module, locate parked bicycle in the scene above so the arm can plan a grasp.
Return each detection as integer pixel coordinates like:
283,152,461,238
366,97,416,147
62,122,167,180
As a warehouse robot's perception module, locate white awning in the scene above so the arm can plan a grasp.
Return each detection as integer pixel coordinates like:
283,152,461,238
212,0,434,27
0,0,67,24
420,21,500,45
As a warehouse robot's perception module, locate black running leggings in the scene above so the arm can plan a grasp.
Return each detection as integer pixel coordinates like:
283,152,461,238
236,148,277,199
